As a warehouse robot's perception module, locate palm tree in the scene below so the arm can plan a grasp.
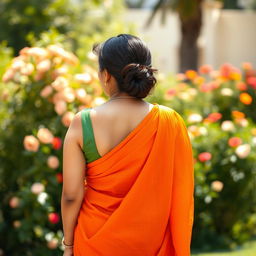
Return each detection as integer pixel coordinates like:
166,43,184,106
144,0,204,73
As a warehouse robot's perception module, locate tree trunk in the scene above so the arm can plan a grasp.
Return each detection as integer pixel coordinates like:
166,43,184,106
178,1,203,73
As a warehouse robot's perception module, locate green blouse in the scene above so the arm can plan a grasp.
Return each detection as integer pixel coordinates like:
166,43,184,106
81,108,101,163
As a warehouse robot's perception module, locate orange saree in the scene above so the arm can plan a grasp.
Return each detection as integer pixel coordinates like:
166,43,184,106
73,103,194,256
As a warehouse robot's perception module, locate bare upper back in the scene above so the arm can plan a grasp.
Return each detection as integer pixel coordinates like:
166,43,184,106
85,100,154,158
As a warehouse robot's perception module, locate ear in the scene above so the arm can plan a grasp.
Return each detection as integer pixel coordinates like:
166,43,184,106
104,69,112,83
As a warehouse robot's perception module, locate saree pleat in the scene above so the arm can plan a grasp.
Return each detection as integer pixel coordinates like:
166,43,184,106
74,103,194,256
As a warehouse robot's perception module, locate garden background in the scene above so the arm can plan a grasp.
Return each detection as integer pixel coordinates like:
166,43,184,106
0,0,255,255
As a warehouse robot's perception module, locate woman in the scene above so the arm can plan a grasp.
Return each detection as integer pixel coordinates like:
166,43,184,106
61,34,194,256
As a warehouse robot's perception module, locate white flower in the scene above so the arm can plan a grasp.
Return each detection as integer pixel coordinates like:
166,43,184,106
45,232,55,242
188,113,203,123
221,120,235,132
204,195,212,204
252,137,256,146
235,144,251,159
199,126,208,136
75,73,92,84
221,88,233,96
37,192,48,205
31,182,45,194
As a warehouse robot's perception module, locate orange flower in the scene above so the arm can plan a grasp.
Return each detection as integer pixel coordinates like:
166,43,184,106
185,70,197,80
236,81,247,91
239,92,252,105
242,62,253,70
193,76,205,85
232,110,245,119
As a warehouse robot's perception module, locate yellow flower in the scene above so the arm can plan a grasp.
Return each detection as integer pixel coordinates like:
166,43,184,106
185,70,197,80
239,92,252,105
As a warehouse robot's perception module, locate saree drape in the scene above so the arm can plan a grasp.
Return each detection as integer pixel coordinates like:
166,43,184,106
73,103,194,256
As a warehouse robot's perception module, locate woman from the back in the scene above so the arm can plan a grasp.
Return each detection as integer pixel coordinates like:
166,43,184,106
61,33,194,256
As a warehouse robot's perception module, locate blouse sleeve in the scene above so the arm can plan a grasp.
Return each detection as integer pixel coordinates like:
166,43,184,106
169,111,195,256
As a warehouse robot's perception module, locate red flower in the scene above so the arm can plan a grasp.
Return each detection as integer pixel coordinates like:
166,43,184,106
48,212,60,224
207,112,222,123
228,137,242,147
56,173,63,183
198,152,212,162
52,137,62,150
247,77,256,89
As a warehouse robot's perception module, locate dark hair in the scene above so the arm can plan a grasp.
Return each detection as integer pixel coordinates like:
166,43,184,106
92,34,158,99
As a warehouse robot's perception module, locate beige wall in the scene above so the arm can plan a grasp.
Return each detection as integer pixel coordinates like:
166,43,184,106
123,7,256,74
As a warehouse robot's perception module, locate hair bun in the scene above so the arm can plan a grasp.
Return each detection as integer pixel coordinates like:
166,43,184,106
120,63,158,98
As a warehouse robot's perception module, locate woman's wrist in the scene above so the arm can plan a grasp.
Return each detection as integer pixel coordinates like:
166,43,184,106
62,237,74,248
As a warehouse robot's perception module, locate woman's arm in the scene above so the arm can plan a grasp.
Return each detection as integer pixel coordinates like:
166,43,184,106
61,112,86,249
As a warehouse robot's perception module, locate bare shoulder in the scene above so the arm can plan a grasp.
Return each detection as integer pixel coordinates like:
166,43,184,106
64,110,83,142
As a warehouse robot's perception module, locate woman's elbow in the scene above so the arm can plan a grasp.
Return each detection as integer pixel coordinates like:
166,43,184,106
62,189,84,202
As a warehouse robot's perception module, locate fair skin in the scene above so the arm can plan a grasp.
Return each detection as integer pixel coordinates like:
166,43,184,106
61,68,154,256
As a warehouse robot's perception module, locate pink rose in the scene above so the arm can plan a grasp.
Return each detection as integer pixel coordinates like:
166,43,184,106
23,135,40,152
37,128,54,144
13,220,21,228
51,76,68,91
54,100,67,115
62,87,75,103
20,63,34,76
11,59,26,71
75,73,92,84
37,59,51,73
47,156,59,169
31,182,45,194
34,71,44,81
76,88,87,103
47,238,59,249
51,66,68,80
199,64,213,74
198,152,212,162
40,85,53,98
2,69,15,83
9,196,20,208
27,47,49,60
62,111,75,127
211,180,224,192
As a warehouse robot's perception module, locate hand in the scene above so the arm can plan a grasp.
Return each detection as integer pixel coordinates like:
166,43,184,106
63,247,73,256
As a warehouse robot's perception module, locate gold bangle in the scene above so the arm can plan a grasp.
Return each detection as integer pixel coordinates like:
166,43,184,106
62,237,74,248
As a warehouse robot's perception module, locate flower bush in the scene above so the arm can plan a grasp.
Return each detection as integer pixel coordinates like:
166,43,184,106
0,44,107,255
1,38,256,254
159,63,256,250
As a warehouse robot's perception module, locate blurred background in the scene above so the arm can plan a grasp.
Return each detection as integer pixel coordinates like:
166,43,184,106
0,0,255,255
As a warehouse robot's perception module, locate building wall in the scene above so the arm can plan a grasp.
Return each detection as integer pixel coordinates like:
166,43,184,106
123,7,256,74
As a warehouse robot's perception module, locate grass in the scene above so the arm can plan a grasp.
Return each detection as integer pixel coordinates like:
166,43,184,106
191,238,256,256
